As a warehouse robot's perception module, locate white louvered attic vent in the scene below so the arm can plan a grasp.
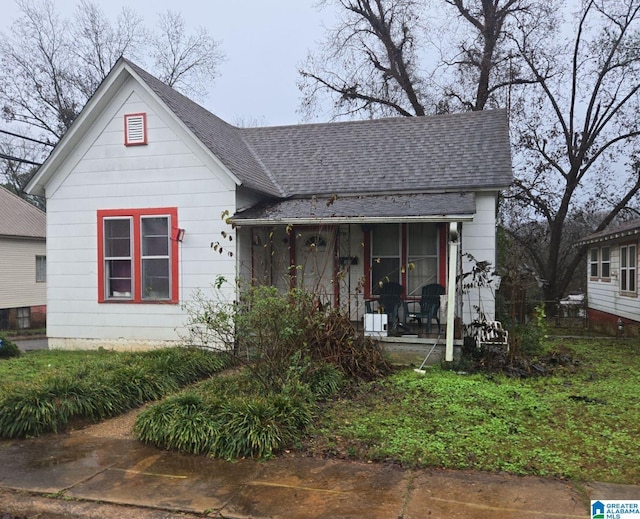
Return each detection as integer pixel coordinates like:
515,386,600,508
124,113,147,146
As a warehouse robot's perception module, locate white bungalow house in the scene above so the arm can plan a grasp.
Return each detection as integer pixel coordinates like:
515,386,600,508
578,219,640,333
26,58,512,352
0,186,47,330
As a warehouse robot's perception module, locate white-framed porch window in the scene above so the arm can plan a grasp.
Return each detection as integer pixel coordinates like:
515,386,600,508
620,243,637,295
589,248,599,278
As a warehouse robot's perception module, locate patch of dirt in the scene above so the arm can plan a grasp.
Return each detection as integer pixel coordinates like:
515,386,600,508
67,406,146,440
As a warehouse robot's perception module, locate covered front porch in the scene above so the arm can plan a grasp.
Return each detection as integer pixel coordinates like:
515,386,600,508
232,193,479,363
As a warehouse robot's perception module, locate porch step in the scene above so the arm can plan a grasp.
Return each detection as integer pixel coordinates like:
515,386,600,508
376,336,462,366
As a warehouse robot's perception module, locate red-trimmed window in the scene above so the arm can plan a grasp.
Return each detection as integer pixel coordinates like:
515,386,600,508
124,113,147,145
367,223,442,298
97,208,179,303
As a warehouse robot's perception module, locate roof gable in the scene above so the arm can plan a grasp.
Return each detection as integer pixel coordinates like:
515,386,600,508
0,187,45,239
27,58,512,201
26,58,251,198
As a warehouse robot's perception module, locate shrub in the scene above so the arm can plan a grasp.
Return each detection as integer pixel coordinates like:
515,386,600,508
0,335,21,359
135,384,314,459
184,283,391,392
511,304,547,358
0,347,232,438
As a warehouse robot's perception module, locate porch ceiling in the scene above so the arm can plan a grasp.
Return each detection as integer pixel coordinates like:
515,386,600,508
232,192,476,225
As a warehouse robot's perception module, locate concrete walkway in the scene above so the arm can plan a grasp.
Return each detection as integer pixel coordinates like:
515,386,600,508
1,423,637,519
13,336,48,352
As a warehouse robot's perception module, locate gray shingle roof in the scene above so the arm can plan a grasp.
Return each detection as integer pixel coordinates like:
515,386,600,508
578,219,640,245
0,187,46,239
126,59,512,200
126,60,284,197
241,110,512,196
234,192,476,223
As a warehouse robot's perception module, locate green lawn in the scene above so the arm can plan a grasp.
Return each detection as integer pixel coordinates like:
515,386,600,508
0,347,232,438
0,349,122,386
306,337,640,484
2,339,638,484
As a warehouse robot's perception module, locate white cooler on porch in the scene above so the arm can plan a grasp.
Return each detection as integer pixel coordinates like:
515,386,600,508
364,313,388,337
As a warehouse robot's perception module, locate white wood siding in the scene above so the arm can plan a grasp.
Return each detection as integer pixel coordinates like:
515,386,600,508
0,237,46,309
46,79,237,348
460,192,498,324
587,243,640,322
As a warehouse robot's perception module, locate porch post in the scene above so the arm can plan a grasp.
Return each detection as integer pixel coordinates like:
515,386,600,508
445,222,458,362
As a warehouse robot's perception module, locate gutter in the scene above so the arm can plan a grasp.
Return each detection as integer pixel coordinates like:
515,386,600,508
231,215,475,226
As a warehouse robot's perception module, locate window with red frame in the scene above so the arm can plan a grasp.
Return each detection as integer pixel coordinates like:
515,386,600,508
98,208,179,303
368,222,441,298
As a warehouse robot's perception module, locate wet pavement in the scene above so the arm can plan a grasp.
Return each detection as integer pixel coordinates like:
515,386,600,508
1,424,638,519
13,337,48,352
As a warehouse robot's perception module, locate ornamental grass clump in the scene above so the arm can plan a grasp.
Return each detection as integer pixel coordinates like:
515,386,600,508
134,375,315,459
0,347,233,438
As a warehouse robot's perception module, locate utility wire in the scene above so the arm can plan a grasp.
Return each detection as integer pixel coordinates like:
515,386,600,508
0,152,42,166
0,129,54,147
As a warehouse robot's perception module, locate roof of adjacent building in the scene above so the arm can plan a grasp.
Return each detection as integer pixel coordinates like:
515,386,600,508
578,218,640,245
124,59,512,199
0,186,46,239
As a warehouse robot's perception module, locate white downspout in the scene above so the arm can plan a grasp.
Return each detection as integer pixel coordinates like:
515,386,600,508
445,222,459,362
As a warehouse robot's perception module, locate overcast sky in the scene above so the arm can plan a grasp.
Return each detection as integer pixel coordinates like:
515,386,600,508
2,0,337,127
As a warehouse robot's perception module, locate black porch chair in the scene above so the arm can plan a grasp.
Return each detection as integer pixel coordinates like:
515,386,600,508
366,281,403,332
406,283,445,335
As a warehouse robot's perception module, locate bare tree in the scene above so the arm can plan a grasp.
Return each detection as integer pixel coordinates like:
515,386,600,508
0,0,224,141
0,0,224,207
0,0,82,140
442,0,554,111
149,10,224,101
506,0,640,300
299,0,434,119
298,0,545,118
72,0,144,98
0,136,45,209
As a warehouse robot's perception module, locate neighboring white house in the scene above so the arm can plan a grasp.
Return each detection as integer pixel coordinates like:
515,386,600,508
578,219,640,331
0,186,46,330
26,58,512,350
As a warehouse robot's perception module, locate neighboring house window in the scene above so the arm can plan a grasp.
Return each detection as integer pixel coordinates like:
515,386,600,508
620,243,637,294
124,113,147,145
600,246,610,279
16,307,30,329
97,208,179,303
589,248,599,278
35,255,46,283
370,223,439,295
